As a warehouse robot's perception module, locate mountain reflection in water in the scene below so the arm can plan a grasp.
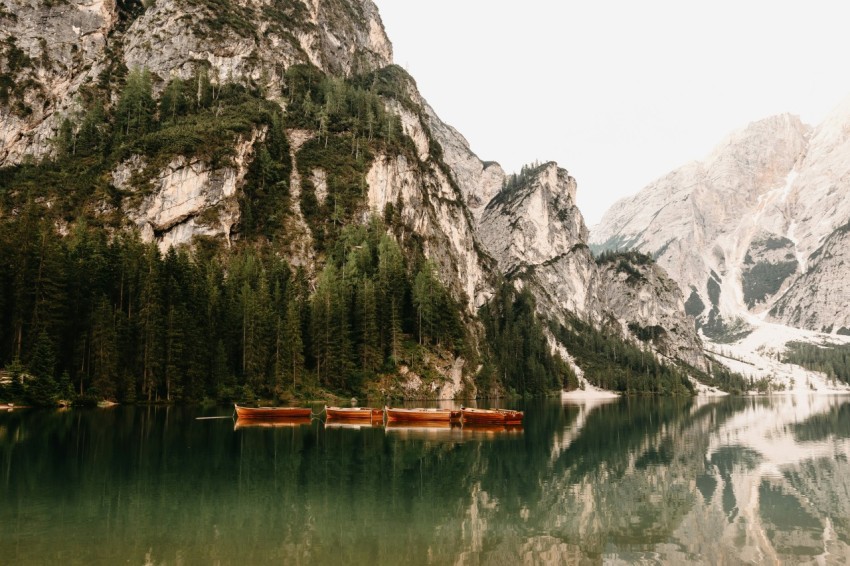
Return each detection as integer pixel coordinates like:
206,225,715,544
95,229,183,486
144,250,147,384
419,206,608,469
1,395,849,564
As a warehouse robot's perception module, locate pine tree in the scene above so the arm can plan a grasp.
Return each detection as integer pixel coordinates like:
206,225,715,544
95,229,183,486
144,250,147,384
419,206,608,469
378,235,406,362
90,296,118,399
413,261,438,345
58,371,74,402
139,245,163,402
282,293,305,388
27,329,58,406
164,304,185,402
327,272,353,388
7,358,25,401
358,280,380,372
159,77,188,124
310,265,335,385
76,103,107,157
114,67,156,142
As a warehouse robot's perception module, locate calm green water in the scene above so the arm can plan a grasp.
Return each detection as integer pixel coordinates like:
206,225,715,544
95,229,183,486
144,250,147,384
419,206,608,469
2,395,850,565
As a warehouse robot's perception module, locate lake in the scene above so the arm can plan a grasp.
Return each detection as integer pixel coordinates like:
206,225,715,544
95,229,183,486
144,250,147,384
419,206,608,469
2,395,850,564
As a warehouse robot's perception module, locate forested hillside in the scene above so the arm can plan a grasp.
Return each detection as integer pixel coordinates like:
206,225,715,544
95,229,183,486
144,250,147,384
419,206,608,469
0,63,576,405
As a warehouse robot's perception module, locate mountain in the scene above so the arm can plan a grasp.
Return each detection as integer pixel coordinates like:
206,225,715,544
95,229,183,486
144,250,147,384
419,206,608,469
592,96,850,338
478,163,707,373
0,0,715,404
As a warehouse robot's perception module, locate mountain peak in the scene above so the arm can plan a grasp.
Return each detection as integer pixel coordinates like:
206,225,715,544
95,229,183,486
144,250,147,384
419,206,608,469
592,91,850,337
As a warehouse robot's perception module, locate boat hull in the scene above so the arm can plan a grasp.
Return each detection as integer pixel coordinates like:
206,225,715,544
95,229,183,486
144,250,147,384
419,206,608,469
325,407,383,421
385,407,461,423
234,404,312,419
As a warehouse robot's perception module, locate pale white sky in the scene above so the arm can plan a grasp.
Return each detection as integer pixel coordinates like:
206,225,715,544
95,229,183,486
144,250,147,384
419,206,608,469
373,1,850,225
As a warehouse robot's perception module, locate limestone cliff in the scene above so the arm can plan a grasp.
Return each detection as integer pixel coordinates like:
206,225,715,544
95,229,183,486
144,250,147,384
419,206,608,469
591,114,810,337
593,93,850,337
479,162,708,372
769,223,850,333
0,0,392,165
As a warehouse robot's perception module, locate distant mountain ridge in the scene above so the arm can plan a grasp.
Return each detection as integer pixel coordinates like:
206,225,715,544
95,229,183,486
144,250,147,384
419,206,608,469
592,95,850,337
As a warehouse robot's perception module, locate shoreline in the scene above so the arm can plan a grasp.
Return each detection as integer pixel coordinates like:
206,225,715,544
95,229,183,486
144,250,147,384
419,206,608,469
561,388,620,401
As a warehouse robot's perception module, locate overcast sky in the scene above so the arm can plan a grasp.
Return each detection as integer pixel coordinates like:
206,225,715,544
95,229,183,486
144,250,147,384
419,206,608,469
373,1,850,225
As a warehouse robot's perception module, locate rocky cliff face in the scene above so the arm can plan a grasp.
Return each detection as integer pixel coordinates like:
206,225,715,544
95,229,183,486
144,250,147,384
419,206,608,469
591,103,850,336
0,0,493,307
479,163,707,371
0,0,117,163
479,164,595,318
769,223,850,333
112,128,263,250
597,258,706,370
0,0,391,165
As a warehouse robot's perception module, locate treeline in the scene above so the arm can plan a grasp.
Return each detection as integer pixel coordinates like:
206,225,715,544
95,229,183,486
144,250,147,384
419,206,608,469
283,64,406,149
501,161,547,194
550,316,695,396
486,161,550,211
479,285,578,396
694,358,749,395
0,214,466,406
784,341,850,384
594,249,653,266
595,250,654,285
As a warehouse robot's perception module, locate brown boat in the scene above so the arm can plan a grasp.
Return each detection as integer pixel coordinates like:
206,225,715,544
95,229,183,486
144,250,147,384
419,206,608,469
385,407,461,423
325,406,384,422
461,407,524,426
234,404,313,420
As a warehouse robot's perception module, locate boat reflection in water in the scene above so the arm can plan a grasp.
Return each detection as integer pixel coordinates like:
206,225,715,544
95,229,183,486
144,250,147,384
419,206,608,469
384,420,524,441
458,423,524,439
385,421,463,441
233,416,312,430
324,420,383,431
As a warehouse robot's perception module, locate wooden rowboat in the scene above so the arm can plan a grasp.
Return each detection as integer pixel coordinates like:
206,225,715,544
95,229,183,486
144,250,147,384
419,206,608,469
461,407,524,426
385,407,461,423
234,404,312,420
325,406,384,421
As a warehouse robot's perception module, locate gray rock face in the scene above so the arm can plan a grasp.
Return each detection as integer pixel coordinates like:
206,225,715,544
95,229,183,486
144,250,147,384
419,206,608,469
597,259,707,370
122,0,392,91
769,224,850,333
112,129,262,250
365,152,494,312
740,231,798,311
0,0,117,163
590,108,850,334
421,100,505,219
479,163,596,318
0,0,392,165
479,163,707,370
594,96,850,335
